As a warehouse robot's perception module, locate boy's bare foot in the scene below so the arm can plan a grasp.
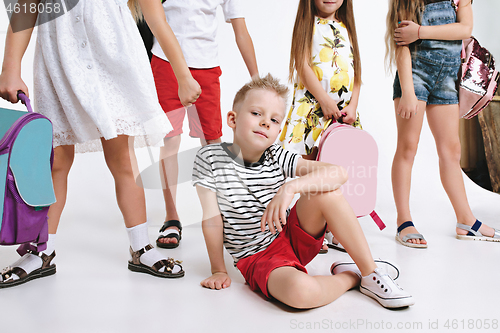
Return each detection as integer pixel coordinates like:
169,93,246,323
156,220,182,249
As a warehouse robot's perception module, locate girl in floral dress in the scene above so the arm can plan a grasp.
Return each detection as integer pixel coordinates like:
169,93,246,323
280,0,362,158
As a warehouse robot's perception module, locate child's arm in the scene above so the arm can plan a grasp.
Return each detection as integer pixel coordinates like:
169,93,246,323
261,159,347,234
0,2,39,103
297,56,344,121
196,185,231,290
340,80,360,125
231,18,258,78
395,46,418,119
395,0,473,45
138,0,201,106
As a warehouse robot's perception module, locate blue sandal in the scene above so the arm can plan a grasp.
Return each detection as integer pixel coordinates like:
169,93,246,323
456,220,500,242
395,221,427,248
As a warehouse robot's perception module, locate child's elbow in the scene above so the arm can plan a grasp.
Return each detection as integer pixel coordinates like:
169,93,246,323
459,23,473,39
464,25,473,39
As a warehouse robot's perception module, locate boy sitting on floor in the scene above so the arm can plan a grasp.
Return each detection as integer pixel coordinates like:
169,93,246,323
192,74,414,309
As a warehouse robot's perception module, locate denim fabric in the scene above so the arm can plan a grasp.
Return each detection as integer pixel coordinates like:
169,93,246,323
393,1,461,104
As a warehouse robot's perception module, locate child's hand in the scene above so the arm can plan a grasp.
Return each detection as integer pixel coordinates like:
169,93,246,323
397,93,419,119
340,104,357,125
261,182,295,234
178,76,201,107
394,21,420,45
319,97,343,121
0,70,29,103
201,272,231,290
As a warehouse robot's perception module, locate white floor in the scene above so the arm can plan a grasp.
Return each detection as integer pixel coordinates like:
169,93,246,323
1,147,500,333
2,1,500,332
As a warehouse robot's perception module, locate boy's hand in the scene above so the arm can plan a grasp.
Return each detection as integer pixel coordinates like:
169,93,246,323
340,103,357,125
201,272,231,290
0,70,29,103
395,21,420,45
397,93,419,119
178,76,201,107
261,182,295,234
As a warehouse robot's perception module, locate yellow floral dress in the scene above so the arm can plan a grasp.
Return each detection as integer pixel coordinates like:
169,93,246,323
279,17,362,155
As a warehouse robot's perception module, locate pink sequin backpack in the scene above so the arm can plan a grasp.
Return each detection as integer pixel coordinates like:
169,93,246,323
458,37,499,119
452,0,499,118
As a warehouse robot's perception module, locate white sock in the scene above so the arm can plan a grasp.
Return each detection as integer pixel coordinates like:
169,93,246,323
42,234,56,255
2,234,56,281
126,223,180,273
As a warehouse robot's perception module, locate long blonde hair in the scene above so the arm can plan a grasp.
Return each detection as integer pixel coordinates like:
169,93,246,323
127,0,142,22
385,0,424,69
289,0,361,85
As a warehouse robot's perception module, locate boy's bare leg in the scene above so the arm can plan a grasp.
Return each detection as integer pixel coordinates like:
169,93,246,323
268,266,359,309
267,189,377,309
158,135,181,245
296,190,377,276
200,137,221,146
158,136,221,245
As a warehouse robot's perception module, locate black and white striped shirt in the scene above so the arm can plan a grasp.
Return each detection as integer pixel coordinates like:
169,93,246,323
192,143,299,263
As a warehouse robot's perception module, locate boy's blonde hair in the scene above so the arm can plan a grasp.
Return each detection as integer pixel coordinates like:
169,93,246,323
232,74,289,111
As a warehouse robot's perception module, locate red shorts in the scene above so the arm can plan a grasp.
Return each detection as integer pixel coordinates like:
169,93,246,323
236,205,325,299
151,55,222,140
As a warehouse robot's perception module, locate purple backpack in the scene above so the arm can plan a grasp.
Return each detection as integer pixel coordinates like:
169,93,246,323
0,94,55,254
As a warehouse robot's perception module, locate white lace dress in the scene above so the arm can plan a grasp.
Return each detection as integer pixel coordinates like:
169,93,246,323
33,0,172,153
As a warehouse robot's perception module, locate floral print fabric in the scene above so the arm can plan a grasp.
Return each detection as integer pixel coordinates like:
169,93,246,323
279,17,361,155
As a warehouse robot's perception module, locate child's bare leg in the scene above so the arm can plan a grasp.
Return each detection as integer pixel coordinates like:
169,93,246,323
199,137,221,146
101,135,183,274
158,135,181,245
101,135,146,228
296,190,377,276
426,105,495,237
47,145,75,234
267,190,376,309
391,99,427,244
267,266,359,309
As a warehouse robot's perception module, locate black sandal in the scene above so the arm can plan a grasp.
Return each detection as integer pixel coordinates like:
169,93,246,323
128,245,184,278
0,251,56,289
156,219,182,249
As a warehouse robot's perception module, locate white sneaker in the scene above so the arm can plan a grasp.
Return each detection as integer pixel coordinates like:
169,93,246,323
331,259,400,280
360,268,414,308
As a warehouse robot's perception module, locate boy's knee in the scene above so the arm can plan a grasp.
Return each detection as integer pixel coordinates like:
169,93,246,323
286,276,322,309
336,165,348,184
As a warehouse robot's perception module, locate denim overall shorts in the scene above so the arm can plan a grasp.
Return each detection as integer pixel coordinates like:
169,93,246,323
393,0,462,105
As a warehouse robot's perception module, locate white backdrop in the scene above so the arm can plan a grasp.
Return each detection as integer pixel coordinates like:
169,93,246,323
0,0,499,227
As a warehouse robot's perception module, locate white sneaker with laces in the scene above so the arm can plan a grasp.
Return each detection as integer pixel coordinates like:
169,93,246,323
360,268,414,308
331,259,400,280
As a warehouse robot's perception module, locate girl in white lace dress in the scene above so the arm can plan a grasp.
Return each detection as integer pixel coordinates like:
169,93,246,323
0,0,201,287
